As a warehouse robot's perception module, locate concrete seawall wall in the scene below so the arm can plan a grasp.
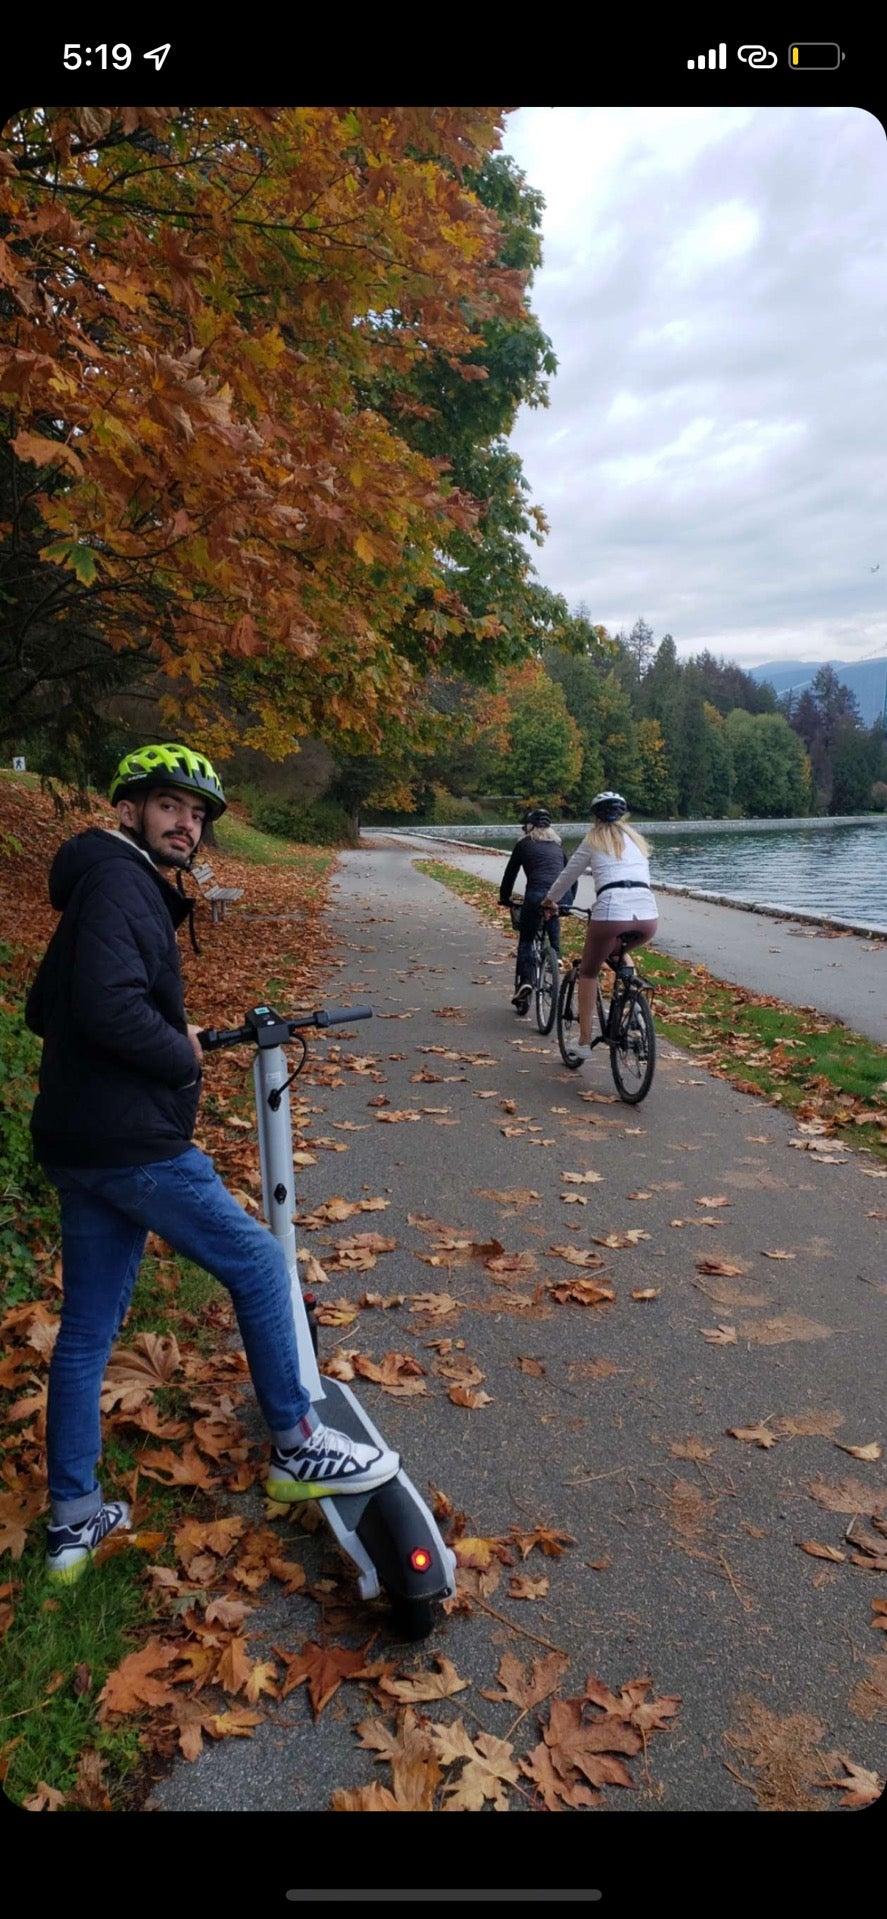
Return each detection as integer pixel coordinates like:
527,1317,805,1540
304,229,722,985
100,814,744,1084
371,831,887,943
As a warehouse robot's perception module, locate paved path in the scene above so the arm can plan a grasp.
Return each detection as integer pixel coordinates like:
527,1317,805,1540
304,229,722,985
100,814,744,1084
378,833,887,1047
149,843,886,1816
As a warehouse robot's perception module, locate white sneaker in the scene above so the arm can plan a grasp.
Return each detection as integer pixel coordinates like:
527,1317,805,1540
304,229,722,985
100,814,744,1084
266,1425,400,1501
45,1501,132,1584
570,1042,595,1063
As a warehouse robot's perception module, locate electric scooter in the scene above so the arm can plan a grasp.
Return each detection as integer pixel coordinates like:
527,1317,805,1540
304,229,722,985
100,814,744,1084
197,1002,458,1640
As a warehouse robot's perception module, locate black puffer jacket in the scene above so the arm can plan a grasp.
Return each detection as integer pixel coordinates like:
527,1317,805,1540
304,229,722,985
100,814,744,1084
25,830,201,1168
499,834,575,904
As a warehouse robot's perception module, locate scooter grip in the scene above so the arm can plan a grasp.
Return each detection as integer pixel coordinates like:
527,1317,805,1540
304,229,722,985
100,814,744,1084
314,1006,373,1027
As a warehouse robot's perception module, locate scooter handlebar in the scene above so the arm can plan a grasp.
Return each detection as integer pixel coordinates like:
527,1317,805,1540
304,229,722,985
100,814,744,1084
296,1006,373,1030
196,1023,252,1051
197,1006,373,1051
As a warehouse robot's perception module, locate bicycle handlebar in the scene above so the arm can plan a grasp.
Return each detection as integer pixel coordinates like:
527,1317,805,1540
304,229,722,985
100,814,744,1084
197,1005,373,1051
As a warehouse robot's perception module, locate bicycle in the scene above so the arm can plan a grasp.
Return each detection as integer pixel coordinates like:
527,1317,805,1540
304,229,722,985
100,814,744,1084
508,897,560,1034
554,907,657,1103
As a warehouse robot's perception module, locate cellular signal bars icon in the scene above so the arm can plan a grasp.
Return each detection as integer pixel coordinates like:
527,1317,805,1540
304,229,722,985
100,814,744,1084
688,44,727,68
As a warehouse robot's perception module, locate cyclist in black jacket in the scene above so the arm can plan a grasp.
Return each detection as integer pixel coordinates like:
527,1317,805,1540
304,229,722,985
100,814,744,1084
499,808,575,1011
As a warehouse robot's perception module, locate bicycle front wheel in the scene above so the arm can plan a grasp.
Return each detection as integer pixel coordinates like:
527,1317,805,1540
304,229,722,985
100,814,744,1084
535,944,559,1034
609,991,656,1103
556,969,583,1068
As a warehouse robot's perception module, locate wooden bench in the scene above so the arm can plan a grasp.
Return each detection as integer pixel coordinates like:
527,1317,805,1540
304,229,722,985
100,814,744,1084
191,860,244,925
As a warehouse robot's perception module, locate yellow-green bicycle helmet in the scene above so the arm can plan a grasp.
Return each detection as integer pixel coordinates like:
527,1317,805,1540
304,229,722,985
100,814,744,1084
110,744,227,820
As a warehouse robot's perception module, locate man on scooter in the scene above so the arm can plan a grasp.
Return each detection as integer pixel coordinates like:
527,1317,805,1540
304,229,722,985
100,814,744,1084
25,742,399,1585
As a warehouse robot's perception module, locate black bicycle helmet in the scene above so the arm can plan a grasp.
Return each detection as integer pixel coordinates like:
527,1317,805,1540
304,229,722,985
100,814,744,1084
590,791,627,823
523,806,552,829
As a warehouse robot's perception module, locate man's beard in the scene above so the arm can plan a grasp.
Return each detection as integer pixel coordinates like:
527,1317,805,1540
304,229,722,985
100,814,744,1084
151,836,195,870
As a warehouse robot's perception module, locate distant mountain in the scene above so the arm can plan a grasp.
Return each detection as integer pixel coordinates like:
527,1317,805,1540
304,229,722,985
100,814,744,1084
749,658,887,726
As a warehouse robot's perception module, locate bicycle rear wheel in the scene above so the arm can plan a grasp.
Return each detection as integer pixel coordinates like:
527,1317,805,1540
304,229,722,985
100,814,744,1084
535,943,559,1034
556,969,583,1068
609,990,656,1103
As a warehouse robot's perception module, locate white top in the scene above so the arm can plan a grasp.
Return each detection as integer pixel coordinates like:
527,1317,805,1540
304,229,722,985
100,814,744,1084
545,832,658,922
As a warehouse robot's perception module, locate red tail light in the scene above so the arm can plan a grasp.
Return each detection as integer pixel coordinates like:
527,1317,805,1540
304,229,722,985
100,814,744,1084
410,1547,432,1572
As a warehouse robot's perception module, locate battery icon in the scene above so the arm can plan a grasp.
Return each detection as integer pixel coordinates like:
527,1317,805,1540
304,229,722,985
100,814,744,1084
789,43,844,68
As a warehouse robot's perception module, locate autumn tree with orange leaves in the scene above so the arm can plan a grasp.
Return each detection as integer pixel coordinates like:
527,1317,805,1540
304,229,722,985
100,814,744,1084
0,105,564,777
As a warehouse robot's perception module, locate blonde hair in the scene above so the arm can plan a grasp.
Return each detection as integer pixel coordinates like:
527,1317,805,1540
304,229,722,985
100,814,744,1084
527,825,561,843
587,819,651,860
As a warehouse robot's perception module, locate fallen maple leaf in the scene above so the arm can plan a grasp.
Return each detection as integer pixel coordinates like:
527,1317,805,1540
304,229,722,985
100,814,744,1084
72,1748,111,1811
696,1258,746,1278
728,1424,778,1450
797,1541,846,1563
481,1649,568,1710
275,1639,373,1716
549,1245,606,1269
631,1288,660,1302
352,1351,428,1396
548,1278,615,1307
701,1325,738,1345
592,1230,650,1248
562,1171,603,1185
510,1525,575,1560
203,1596,255,1630
761,1250,796,1261
408,1292,459,1317
834,1441,883,1463
870,1600,887,1632
453,1535,515,1571
175,1515,247,1562
377,1654,469,1703
583,1675,682,1735
245,1660,280,1704
817,1753,882,1809
97,1639,180,1718
23,1781,67,1812
540,1696,640,1792
139,1443,220,1489
0,1490,45,1560
508,1573,549,1600
215,1637,254,1697
448,1385,493,1409
430,1718,521,1810
353,1707,442,1810
205,1709,263,1739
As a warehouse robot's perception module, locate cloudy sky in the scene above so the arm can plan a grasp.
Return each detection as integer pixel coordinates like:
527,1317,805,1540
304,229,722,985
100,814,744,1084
502,107,887,668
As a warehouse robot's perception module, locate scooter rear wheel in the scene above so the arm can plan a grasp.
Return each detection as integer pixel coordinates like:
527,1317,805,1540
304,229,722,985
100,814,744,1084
388,1595,437,1641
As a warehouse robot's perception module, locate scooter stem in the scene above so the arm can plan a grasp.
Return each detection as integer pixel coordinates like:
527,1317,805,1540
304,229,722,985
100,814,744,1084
252,1041,324,1402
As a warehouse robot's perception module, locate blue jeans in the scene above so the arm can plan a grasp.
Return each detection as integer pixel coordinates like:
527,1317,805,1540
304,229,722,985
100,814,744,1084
44,1146,311,1525
516,891,561,986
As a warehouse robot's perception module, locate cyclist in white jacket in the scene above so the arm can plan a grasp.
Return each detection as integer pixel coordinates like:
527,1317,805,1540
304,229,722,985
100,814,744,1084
542,792,658,1062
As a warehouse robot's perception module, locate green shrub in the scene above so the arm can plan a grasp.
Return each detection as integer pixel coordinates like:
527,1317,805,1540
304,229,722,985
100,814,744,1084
0,962,54,1300
245,790,356,846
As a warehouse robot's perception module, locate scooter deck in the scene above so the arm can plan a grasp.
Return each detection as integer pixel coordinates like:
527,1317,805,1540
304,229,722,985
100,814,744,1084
312,1376,385,1529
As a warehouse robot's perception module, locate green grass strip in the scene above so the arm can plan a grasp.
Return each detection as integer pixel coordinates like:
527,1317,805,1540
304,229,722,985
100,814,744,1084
213,812,335,871
415,858,887,1164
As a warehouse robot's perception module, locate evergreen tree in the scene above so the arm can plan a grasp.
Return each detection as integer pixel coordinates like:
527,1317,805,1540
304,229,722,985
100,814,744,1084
700,702,733,816
634,718,674,816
